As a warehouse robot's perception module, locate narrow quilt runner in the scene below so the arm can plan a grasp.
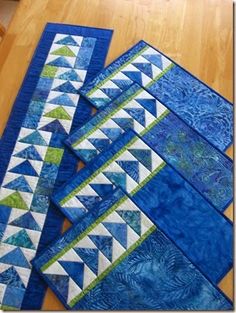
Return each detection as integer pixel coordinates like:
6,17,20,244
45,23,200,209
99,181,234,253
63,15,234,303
53,130,232,284
66,83,233,212
34,188,232,310
79,41,233,152
0,23,112,309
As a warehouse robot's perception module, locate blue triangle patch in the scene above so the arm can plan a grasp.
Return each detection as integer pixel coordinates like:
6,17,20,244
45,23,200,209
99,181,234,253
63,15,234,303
135,98,157,117
76,195,101,210
124,108,146,126
111,79,133,90
77,149,98,162
9,160,38,177
116,160,140,183
121,71,143,85
129,148,152,171
14,145,42,161
45,274,69,300
103,222,127,248
0,205,11,224
49,93,76,107
0,266,25,289
88,138,110,152
10,211,41,231
117,210,141,235
74,248,99,275
65,206,88,221
3,176,33,193
0,247,30,268
58,69,82,82
112,117,134,131
142,54,163,70
103,172,127,190
100,88,121,99
19,131,47,146
101,128,123,141
53,81,78,94
3,229,35,249
47,56,72,68
55,35,79,46
59,261,84,289
89,235,113,262
132,62,153,78
90,183,114,198
40,120,67,134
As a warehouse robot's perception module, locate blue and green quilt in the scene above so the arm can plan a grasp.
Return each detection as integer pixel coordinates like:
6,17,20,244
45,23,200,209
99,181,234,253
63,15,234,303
34,188,232,310
0,29,233,311
79,41,233,152
0,23,113,310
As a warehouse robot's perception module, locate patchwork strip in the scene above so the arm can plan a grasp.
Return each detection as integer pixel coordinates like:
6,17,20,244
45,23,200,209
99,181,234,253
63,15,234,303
34,189,232,310
66,83,233,212
79,41,233,152
53,130,232,284
0,23,113,310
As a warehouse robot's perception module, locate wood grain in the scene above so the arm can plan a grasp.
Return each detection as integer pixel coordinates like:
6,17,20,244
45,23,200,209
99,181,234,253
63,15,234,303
0,0,233,309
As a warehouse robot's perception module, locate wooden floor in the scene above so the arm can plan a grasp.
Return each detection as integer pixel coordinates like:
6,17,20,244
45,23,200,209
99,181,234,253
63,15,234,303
0,0,233,310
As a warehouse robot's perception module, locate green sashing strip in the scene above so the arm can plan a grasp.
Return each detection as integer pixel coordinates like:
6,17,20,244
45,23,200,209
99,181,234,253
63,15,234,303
72,87,144,147
86,45,149,96
69,225,156,307
0,305,18,311
41,194,128,272
60,135,139,205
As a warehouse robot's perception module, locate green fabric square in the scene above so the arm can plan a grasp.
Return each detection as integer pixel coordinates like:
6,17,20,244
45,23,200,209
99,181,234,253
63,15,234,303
41,65,58,78
45,147,64,165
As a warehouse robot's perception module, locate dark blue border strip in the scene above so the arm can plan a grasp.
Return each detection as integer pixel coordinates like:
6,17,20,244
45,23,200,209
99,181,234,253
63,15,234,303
0,23,113,310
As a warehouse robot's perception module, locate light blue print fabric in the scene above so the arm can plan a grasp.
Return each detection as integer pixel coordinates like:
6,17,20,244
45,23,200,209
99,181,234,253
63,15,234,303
33,189,232,310
79,41,233,151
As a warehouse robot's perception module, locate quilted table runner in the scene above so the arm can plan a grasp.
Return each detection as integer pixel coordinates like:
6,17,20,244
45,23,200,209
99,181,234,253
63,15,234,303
0,23,113,310
66,83,233,213
34,188,232,310
79,40,233,152
53,130,232,284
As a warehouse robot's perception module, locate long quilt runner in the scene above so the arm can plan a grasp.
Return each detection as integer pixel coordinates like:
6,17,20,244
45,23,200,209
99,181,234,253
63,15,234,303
79,40,233,152
53,130,232,285
66,83,233,213
0,23,113,310
34,188,232,310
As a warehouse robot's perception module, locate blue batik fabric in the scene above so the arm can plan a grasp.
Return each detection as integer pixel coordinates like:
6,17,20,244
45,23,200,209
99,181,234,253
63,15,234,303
79,41,233,152
66,83,233,213
33,188,232,310
52,130,232,285
0,23,113,310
